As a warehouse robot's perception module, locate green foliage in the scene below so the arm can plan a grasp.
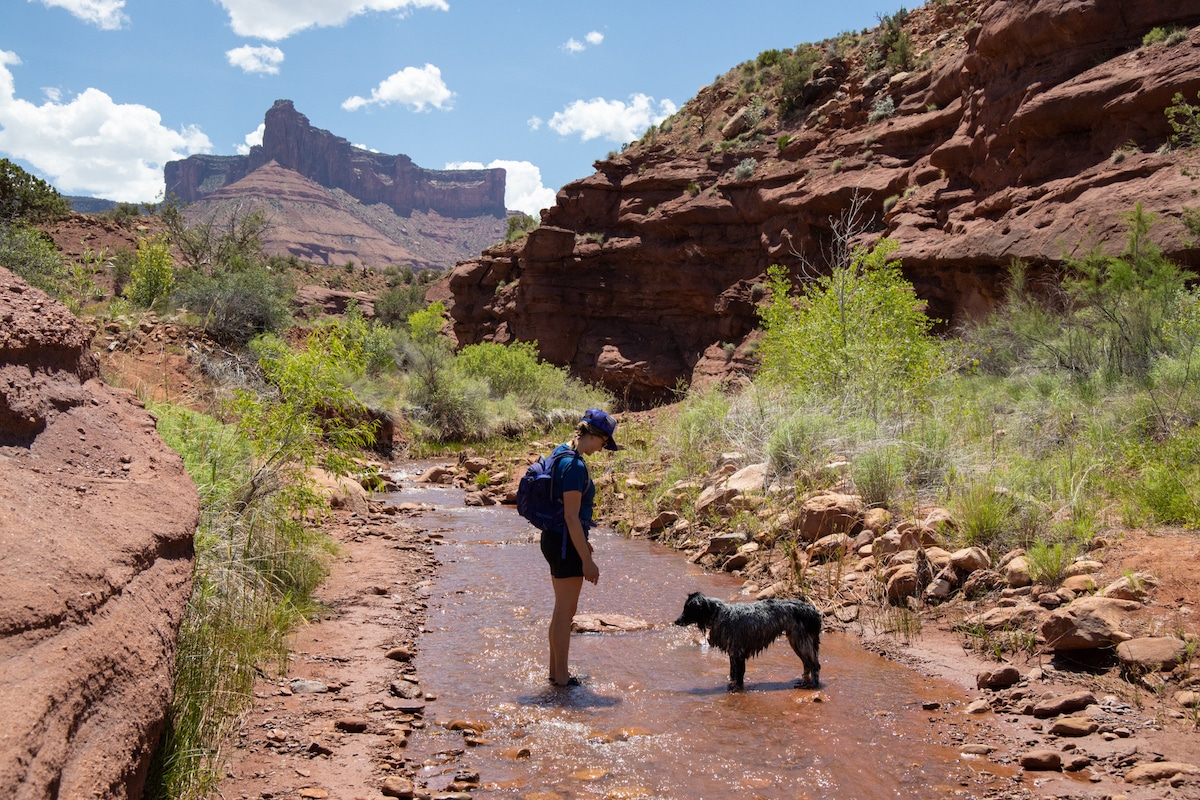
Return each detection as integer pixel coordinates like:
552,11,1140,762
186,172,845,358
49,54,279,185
162,202,270,273
173,265,291,344
1166,91,1200,150
1132,427,1200,526
454,341,574,409
505,212,539,243
126,234,176,307
375,282,427,326
1026,540,1077,586
0,158,69,223
953,478,1017,550
869,96,896,123
1064,204,1193,380
755,48,784,69
776,47,821,114
757,239,948,418
732,157,758,180
0,222,67,296
765,409,836,477
852,444,904,508
146,395,341,799
1144,26,1188,47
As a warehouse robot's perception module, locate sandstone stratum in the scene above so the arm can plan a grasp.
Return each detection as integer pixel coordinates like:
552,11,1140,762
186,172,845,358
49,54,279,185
444,0,1200,403
0,269,199,799
165,100,508,272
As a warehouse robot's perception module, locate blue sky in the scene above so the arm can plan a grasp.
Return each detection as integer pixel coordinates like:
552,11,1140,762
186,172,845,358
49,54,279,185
2,0,898,216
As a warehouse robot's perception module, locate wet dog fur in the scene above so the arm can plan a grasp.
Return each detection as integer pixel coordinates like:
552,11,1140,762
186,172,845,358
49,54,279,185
674,591,821,691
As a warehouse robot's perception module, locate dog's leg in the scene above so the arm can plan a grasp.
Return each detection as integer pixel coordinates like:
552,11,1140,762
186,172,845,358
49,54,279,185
728,656,746,691
787,631,821,688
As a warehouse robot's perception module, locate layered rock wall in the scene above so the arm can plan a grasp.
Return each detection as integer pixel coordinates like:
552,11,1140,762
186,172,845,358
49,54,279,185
446,0,1200,403
0,269,198,799
166,100,506,219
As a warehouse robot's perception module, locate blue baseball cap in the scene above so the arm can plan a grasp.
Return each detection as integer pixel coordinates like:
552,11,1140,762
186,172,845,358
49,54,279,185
582,408,620,450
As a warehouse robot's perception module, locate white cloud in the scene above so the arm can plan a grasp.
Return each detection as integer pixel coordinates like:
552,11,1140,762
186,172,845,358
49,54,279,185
527,116,543,131
342,64,453,112
562,30,604,53
446,159,556,217
548,94,677,143
226,45,285,75
33,0,127,30
0,50,212,201
217,0,448,42
235,122,265,155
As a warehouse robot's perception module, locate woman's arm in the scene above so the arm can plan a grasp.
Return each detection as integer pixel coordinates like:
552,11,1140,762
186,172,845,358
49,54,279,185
562,490,599,584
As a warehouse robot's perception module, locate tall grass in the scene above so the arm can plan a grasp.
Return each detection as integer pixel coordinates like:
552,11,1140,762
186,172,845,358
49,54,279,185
146,405,334,800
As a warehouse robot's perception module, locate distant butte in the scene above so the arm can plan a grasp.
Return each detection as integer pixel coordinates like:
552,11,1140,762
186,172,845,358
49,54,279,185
166,100,506,219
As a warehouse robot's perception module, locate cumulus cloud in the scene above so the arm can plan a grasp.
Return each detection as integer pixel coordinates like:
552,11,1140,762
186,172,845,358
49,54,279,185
548,93,677,143
527,116,543,131
445,158,556,217
342,64,453,112
226,44,285,75
562,30,604,53
0,50,212,201
217,0,448,42
34,0,127,30
235,122,265,155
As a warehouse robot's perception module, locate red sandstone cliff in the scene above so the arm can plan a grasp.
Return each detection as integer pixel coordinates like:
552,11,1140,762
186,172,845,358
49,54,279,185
0,269,199,799
445,0,1200,404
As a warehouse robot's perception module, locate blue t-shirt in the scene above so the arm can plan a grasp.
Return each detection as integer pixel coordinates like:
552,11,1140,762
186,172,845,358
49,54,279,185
552,443,595,531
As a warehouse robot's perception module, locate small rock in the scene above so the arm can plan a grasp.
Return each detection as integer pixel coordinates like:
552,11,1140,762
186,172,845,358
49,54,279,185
977,666,1021,690
290,679,329,694
381,775,415,798
1032,690,1096,718
1020,749,1062,771
307,740,333,756
386,645,415,662
965,699,992,715
335,717,368,733
1048,716,1098,737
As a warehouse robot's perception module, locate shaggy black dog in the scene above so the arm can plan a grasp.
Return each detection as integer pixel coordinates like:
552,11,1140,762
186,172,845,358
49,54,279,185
674,591,821,691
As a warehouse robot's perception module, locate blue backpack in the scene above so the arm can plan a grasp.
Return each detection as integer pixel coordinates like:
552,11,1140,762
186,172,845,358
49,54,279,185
516,447,581,531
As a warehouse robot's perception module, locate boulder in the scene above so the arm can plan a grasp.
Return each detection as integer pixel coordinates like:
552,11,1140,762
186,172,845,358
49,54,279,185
796,492,865,541
1115,637,1188,673
1031,691,1097,718
1124,761,1200,785
0,269,199,800
950,546,990,573
1040,596,1142,651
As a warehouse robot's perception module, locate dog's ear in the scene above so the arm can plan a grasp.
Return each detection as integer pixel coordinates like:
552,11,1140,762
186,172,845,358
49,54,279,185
686,591,703,601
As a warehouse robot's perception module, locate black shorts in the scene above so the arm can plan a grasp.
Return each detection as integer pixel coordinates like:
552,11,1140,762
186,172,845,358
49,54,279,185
540,527,584,579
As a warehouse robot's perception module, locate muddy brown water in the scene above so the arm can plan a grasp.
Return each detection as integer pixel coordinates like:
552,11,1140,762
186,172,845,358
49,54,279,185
392,477,1015,799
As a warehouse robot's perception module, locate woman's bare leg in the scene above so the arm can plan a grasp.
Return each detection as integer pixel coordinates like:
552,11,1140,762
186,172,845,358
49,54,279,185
549,576,584,684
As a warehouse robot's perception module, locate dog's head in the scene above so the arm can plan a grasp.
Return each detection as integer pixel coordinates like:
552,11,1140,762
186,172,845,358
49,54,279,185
674,591,715,632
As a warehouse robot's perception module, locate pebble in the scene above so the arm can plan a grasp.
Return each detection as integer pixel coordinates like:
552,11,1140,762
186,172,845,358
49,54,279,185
380,775,414,798
335,717,369,733
1020,749,1063,771
290,679,329,694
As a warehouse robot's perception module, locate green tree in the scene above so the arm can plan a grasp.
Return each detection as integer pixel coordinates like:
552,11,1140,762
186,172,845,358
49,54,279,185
757,238,948,417
0,159,70,223
505,212,539,243
1065,204,1193,380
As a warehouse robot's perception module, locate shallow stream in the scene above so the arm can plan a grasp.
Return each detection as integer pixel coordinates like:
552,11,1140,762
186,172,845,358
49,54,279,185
392,475,1011,799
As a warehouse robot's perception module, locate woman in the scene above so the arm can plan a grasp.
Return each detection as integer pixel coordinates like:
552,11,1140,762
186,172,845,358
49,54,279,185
540,408,620,687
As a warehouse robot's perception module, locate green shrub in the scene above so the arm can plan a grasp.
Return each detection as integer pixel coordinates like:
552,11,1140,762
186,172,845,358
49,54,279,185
777,47,820,114
757,239,948,419
869,96,896,123
174,265,291,344
953,478,1017,549
0,222,67,296
126,235,175,308
504,212,538,243
733,157,758,180
1026,540,1077,586
1167,91,1200,150
853,444,904,508
765,409,835,477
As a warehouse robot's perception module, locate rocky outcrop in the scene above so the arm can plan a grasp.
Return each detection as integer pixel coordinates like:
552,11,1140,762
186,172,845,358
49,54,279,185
445,0,1200,403
0,268,199,799
166,100,506,219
